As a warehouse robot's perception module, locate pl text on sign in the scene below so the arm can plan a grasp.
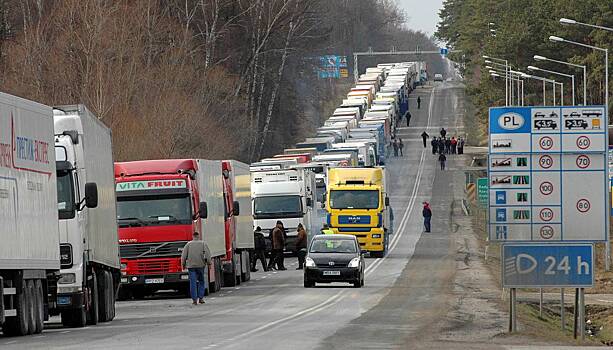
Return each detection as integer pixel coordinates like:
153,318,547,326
488,106,608,242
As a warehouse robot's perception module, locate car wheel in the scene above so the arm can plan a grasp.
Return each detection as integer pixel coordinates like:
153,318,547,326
353,279,361,288
304,277,314,288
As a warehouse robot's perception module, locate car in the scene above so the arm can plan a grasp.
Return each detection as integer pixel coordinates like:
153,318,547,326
434,73,443,81
304,234,365,288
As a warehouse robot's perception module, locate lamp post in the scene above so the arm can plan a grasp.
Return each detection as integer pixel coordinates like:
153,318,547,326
489,68,525,105
560,18,613,32
522,73,560,106
484,55,509,106
528,65,576,105
534,55,587,105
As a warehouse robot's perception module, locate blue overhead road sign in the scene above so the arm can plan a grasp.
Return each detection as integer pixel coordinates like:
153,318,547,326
502,244,594,288
440,48,448,56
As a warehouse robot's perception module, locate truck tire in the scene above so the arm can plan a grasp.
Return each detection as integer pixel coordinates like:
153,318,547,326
223,261,237,287
211,259,222,293
3,279,30,336
98,271,114,322
26,280,36,334
33,280,44,334
86,272,98,326
235,254,242,286
241,251,251,282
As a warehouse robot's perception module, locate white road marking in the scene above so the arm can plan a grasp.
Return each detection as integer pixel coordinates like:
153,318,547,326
3,341,17,345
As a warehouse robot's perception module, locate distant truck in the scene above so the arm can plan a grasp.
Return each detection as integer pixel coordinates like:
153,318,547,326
114,159,224,296
251,168,317,250
52,105,119,327
0,92,59,336
325,167,392,258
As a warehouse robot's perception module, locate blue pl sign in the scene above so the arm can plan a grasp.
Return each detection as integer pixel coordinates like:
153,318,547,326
502,244,594,288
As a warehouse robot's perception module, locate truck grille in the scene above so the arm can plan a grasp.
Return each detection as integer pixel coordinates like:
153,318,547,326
134,260,172,274
120,241,188,259
338,215,371,225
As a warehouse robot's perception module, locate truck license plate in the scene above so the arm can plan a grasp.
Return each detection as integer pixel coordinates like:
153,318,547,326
323,271,340,276
145,278,164,284
57,296,71,305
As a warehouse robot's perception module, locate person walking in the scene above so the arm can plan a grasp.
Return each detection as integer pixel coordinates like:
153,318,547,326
440,128,447,139
295,224,307,270
392,139,399,157
268,221,286,270
406,111,412,127
431,137,438,154
421,131,429,148
445,138,451,154
320,224,334,235
458,137,465,154
438,152,447,170
422,202,432,233
181,232,211,305
251,227,268,272
451,137,457,154
398,138,404,156
438,138,445,155
417,96,422,109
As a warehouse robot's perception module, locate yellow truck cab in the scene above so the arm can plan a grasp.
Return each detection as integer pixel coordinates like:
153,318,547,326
325,167,392,257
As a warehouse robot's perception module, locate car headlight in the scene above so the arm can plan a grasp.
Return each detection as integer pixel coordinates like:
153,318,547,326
58,273,76,284
305,257,316,267
348,257,360,268
372,234,381,238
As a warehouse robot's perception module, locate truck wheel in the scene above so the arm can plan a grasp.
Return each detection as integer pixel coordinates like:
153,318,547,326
304,277,314,288
26,280,36,334
61,305,86,328
3,279,30,336
98,271,113,322
107,272,116,321
241,251,251,282
224,263,237,287
86,272,99,325
33,280,44,334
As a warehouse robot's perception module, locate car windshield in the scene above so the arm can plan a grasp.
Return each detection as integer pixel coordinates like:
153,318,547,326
330,190,379,209
253,195,302,219
57,170,76,220
117,194,192,226
310,239,357,254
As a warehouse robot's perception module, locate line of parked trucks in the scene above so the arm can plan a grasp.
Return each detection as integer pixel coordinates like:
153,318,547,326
0,60,426,337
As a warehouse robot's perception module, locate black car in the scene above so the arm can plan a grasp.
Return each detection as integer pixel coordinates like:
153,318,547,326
304,234,365,288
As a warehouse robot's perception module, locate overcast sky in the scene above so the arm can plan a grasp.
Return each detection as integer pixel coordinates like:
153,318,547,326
396,0,445,37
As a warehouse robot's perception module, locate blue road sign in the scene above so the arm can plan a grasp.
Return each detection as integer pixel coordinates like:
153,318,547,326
440,48,448,55
496,208,506,222
495,191,506,204
502,244,594,288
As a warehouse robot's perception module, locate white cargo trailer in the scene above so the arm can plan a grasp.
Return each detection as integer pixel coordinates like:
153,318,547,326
226,160,254,283
52,104,119,327
0,92,59,336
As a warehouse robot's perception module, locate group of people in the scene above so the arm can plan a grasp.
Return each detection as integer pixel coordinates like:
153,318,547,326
251,221,309,272
420,128,465,171
391,138,405,157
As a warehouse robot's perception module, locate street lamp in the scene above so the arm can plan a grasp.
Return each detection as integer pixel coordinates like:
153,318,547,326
522,73,561,106
483,55,510,105
560,17,613,32
534,54,587,105
549,35,608,116
528,65,575,105
489,68,525,106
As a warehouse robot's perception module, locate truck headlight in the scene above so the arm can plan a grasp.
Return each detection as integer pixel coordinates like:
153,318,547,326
348,257,360,268
58,273,76,284
305,257,316,268
372,234,382,239
120,263,127,270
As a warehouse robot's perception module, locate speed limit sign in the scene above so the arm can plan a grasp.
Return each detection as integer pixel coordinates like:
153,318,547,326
576,199,590,213
576,136,590,150
576,155,590,169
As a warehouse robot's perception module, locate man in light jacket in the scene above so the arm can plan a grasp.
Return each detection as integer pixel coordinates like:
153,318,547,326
181,232,211,305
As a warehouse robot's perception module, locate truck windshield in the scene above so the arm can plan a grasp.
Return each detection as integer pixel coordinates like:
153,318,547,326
117,194,192,226
57,170,76,220
330,190,379,209
253,195,302,219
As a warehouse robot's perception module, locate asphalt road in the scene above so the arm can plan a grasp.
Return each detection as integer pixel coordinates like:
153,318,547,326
1,81,466,350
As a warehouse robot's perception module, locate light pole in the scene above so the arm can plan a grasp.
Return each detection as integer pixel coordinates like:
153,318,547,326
484,55,509,106
489,68,525,105
522,73,560,106
560,18,613,32
528,65,576,105
534,55,587,105
550,36,608,121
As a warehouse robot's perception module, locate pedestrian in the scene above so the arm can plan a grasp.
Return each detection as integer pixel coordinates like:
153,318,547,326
295,223,307,270
421,131,429,148
458,137,465,154
417,96,422,109
399,138,404,156
268,221,286,270
451,137,457,154
422,202,432,233
438,152,447,170
392,139,399,157
180,232,211,305
440,128,447,138
438,138,445,154
251,227,268,272
445,137,451,154
406,111,412,127
431,137,438,154
320,224,334,235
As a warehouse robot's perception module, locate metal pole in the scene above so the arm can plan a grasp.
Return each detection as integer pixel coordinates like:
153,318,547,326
561,82,564,106
353,53,359,84
506,62,509,106
517,78,521,106
580,288,585,340
583,65,587,105
561,288,565,330
539,288,543,318
605,49,610,272
571,75,576,106
543,80,546,105
553,82,556,106
512,288,517,331
521,80,525,106
574,288,579,339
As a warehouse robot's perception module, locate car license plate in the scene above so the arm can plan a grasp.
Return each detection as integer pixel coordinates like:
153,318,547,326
57,296,71,305
145,278,164,284
323,271,340,276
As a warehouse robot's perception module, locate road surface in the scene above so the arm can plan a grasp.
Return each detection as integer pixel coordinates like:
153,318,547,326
1,81,478,349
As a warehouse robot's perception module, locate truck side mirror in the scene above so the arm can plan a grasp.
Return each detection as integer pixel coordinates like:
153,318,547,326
232,201,240,216
306,198,313,207
199,202,208,219
385,197,390,207
84,183,98,208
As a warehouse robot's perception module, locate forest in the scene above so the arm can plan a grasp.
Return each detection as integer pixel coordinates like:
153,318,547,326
436,0,613,143
0,0,443,162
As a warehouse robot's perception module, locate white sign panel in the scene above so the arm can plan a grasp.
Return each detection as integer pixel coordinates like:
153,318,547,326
488,106,608,242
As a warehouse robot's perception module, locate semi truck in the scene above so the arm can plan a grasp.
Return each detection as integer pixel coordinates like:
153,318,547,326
325,167,391,258
251,167,317,250
0,92,59,336
114,159,224,296
52,105,119,327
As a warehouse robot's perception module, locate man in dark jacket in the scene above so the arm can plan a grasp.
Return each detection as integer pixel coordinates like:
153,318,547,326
445,138,451,154
417,96,422,109
268,221,286,270
438,153,447,170
295,224,307,270
421,131,429,148
440,128,447,138
251,227,268,272
431,137,438,154
422,202,432,233
406,111,412,127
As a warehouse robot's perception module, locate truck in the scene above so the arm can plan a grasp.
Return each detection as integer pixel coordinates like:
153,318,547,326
220,160,254,286
325,167,391,258
0,92,59,336
52,104,119,327
114,159,224,297
251,168,317,250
